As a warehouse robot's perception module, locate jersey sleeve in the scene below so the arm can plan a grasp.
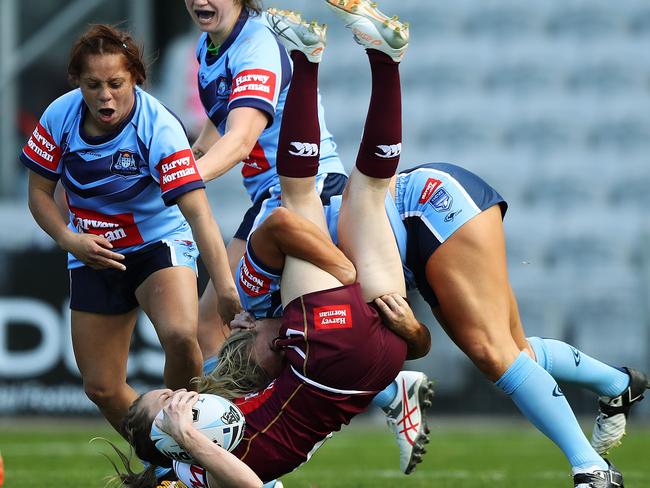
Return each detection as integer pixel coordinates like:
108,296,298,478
20,103,65,181
227,30,285,123
149,114,205,206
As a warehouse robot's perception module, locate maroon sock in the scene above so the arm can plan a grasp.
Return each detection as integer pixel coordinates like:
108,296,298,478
355,49,402,179
276,52,320,178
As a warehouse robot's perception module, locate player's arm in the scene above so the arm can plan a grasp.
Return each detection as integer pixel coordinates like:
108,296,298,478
195,107,268,182
27,171,126,270
192,118,222,160
374,294,431,359
176,189,241,325
156,390,262,488
249,207,356,285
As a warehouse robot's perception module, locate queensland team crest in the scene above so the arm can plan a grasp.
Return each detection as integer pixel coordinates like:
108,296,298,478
429,188,453,212
111,150,141,176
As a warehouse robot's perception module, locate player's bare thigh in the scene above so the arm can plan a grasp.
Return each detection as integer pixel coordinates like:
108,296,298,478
338,169,405,301
426,205,521,379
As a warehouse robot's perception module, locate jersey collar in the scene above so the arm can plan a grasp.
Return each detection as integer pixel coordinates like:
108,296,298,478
205,7,250,65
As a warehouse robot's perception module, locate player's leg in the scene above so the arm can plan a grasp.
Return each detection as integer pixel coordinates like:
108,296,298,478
137,265,203,391
197,232,247,364
266,9,344,304
329,0,409,300
528,336,649,455
427,207,618,481
197,281,230,367
71,309,139,434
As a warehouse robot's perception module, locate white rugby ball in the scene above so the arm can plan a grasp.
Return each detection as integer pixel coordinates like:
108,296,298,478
150,393,246,464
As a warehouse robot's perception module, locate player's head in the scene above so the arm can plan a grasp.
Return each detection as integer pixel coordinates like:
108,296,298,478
123,389,174,468
185,0,262,34
198,318,284,398
96,390,173,487
67,24,145,135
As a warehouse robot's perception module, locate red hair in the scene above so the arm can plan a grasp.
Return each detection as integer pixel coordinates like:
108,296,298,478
68,24,146,86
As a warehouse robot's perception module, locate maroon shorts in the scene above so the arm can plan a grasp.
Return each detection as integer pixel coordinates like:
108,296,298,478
277,283,407,393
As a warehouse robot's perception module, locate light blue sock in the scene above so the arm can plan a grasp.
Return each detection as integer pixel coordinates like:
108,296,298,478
203,356,219,376
496,352,607,470
371,380,398,409
528,337,630,398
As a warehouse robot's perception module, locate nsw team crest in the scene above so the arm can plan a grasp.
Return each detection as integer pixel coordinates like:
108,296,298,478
111,150,141,176
429,188,453,212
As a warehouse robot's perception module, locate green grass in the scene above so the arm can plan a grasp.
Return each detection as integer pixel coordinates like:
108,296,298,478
1,418,648,487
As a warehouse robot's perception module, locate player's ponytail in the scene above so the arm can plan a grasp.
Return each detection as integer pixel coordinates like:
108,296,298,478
68,24,147,87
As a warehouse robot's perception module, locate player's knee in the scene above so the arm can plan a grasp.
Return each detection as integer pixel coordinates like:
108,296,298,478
83,381,119,407
267,206,293,232
159,327,200,354
463,340,513,380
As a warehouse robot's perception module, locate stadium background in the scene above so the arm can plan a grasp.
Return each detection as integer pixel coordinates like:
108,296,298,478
1,0,649,425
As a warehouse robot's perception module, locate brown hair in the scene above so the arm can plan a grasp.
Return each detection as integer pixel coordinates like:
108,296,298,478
197,329,273,399
94,395,166,488
240,0,263,14
68,24,146,86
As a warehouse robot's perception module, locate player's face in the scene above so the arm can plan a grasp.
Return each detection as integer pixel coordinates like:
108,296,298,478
185,0,241,35
78,53,136,136
139,388,174,422
252,318,284,380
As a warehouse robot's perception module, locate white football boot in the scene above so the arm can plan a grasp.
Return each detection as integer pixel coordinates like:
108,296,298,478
383,371,434,474
265,8,327,63
325,0,409,62
590,367,649,455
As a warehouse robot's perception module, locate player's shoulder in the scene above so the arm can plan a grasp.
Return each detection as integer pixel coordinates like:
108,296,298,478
134,87,184,132
232,13,281,56
41,89,83,129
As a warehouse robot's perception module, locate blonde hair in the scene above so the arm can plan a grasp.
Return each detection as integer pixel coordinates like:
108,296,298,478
197,329,272,399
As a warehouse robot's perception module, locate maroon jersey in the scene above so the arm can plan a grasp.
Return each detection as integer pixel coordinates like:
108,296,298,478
229,283,407,481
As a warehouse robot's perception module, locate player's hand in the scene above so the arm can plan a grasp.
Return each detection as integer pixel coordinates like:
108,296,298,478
155,389,199,445
230,311,256,331
218,291,242,326
62,232,126,270
374,294,418,336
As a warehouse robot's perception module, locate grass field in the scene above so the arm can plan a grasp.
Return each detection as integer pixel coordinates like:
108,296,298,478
1,417,648,487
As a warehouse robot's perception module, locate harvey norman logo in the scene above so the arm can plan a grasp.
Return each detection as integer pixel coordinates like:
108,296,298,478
230,69,276,102
157,149,200,192
313,304,353,330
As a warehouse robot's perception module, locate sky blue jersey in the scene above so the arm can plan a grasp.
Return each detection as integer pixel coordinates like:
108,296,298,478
195,9,345,203
21,87,205,269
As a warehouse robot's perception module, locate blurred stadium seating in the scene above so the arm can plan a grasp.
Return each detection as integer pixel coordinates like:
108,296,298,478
1,0,649,417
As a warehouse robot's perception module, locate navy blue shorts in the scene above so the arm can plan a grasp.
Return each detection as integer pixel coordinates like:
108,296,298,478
69,239,198,314
233,173,348,241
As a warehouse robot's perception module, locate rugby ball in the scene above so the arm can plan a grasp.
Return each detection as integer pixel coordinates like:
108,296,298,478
150,393,245,464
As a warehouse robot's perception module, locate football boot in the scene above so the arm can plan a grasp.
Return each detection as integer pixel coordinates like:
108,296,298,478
590,367,649,455
265,8,327,63
325,0,409,62
573,460,624,488
383,371,434,474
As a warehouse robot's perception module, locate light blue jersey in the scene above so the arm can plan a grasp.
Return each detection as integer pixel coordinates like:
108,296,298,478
21,87,205,269
195,9,345,203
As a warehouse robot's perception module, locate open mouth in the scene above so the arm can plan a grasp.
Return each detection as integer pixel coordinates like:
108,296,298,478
98,108,115,121
195,9,216,22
